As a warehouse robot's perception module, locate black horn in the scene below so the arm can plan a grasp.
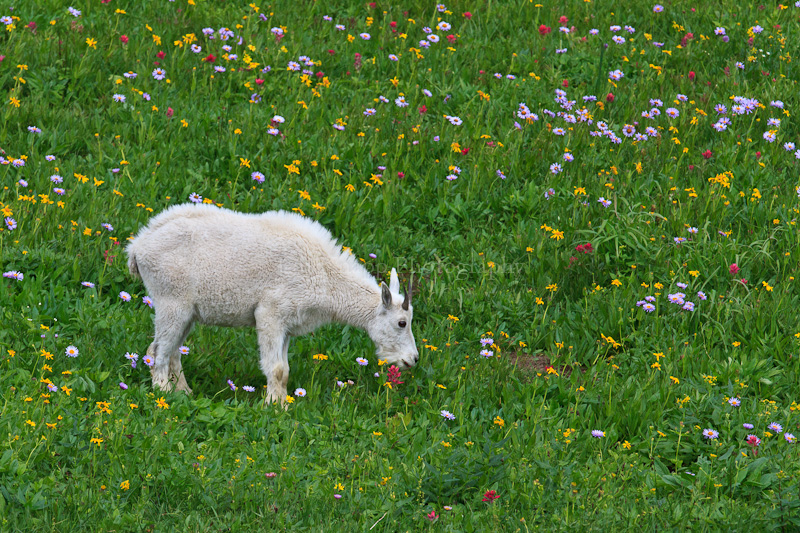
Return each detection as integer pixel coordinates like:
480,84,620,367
402,273,413,310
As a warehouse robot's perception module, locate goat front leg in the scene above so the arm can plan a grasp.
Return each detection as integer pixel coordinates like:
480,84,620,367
255,306,289,407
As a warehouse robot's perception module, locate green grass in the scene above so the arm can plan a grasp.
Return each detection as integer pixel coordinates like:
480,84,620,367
2,0,800,530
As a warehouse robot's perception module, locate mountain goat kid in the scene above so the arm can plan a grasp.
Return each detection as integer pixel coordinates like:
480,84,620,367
126,203,418,404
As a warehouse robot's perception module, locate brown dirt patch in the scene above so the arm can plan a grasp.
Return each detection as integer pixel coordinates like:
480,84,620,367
508,352,582,379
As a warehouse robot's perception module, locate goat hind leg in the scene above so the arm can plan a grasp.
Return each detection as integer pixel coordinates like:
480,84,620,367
168,320,195,394
151,303,193,392
169,353,193,394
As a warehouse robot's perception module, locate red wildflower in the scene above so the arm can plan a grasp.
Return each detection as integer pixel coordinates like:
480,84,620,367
729,263,740,275
559,15,568,23
756,151,762,159
538,24,551,36
387,365,404,386
576,243,593,254
418,104,427,114
702,149,712,159
482,490,500,502
255,78,264,85
157,50,165,59
166,107,174,118
446,34,457,43
397,172,405,178
562,79,569,88
688,71,696,81
203,54,216,62
606,92,615,102
747,434,761,454
426,510,438,522
463,11,472,19
461,147,470,155
328,49,336,55
389,21,397,29
120,35,129,44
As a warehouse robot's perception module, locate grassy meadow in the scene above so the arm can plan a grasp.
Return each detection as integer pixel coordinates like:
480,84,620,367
3,0,800,530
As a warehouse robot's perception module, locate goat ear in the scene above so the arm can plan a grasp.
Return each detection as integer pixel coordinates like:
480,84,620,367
389,268,400,294
380,282,392,309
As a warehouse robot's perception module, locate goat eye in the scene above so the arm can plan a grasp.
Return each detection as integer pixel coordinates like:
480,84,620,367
398,320,407,328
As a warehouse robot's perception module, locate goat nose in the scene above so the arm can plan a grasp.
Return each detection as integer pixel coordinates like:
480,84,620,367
414,353,420,363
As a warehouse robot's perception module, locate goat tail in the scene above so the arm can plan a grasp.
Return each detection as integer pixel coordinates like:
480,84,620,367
127,246,141,279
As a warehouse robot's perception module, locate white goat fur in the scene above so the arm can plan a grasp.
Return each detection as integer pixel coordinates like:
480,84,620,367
126,203,418,403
